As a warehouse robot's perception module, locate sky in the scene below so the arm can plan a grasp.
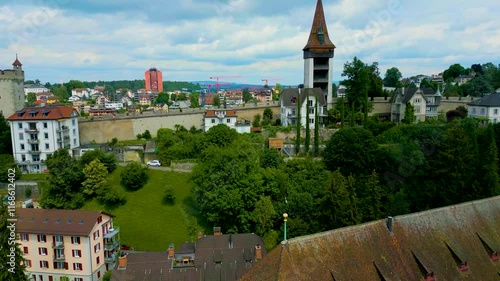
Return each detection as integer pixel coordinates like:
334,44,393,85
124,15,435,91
0,0,499,86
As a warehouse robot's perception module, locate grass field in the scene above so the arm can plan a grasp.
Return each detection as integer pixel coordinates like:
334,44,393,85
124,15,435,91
82,167,200,251
21,173,49,181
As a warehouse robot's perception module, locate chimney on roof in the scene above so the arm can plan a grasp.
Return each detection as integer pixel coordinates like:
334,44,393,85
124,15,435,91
168,243,174,259
213,227,222,236
386,216,393,235
255,244,262,260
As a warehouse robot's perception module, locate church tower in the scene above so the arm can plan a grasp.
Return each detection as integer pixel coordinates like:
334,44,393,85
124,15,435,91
303,0,335,109
0,55,25,117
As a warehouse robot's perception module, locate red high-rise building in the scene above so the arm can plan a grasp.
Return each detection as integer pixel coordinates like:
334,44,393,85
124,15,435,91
145,68,163,92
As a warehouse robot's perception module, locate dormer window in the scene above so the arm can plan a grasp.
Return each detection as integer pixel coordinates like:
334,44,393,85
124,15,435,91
291,97,297,104
42,110,50,116
17,111,25,117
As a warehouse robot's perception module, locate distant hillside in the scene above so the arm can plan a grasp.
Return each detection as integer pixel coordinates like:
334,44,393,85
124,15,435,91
81,80,201,92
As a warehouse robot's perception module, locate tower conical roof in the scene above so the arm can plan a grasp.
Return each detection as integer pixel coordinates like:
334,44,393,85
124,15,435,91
12,54,22,67
303,0,336,51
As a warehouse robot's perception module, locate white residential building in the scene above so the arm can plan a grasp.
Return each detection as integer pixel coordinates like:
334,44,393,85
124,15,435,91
7,106,80,173
204,110,237,132
468,93,500,124
104,102,124,110
71,88,90,98
390,88,430,123
279,88,327,127
24,84,50,95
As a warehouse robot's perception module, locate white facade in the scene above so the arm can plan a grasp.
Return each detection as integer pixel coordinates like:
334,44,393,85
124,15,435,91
72,88,90,98
280,89,327,127
204,110,238,132
469,106,500,123
24,84,50,94
104,102,124,110
8,106,80,173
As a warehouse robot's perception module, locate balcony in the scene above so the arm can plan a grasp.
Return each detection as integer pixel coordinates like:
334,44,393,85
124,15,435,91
53,255,65,262
27,139,39,144
105,240,120,251
52,241,64,249
27,150,41,154
104,226,120,239
105,253,117,263
57,136,70,143
287,113,297,117
56,125,69,133
24,128,39,133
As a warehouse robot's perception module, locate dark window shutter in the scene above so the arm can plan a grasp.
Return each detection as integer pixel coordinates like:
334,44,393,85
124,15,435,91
64,262,68,270
38,248,41,255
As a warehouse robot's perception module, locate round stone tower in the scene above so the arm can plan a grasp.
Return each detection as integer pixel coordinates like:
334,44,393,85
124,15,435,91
0,55,25,118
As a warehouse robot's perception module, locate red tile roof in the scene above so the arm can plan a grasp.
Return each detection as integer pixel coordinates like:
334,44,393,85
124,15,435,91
303,0,336,52
16,208,114,236
241,196,500,281
7,106,78,121
204,109,237,117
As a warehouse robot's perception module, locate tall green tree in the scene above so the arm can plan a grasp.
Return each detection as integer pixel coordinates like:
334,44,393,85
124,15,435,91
0,112,12,155
213,94,221,107
295,92,301,155
383,67,403,87
305,91,310,154
313,98,320,156
403,103,415,124
155,92,170,105
341,57,370,111
79,149,117,173
120,162,149,191
242,88,253,103
189,93,200,108
40,149,85,209
477,125,500,197
0,155,21,183
0,201,28,280
443,63,465,81
263,108,273,121
82,159,109,198
359,171,384,221
323,127,380,176
26,92,36,104
205,124,238,148
252,196,276,236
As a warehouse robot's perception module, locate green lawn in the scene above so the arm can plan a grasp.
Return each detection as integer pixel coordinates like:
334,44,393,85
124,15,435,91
82,167,199,251
21,173,49,181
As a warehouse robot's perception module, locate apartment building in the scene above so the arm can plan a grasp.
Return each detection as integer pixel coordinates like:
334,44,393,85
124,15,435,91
17,208,121,281
279,88,327,127
7,105,80,173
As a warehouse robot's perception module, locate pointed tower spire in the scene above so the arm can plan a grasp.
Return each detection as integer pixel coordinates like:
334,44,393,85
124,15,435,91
12,54,22,67
303,0,335,51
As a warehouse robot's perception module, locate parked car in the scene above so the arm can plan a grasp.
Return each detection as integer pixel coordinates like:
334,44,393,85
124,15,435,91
147,160,161,167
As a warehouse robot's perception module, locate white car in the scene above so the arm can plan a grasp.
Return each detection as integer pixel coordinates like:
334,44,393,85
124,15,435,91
147,160,161,167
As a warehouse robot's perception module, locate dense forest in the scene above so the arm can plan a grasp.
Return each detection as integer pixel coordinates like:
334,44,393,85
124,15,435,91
155,117,500,249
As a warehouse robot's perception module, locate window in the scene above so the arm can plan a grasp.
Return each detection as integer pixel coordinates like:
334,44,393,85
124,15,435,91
48,276,53,281
414,98,421,103
21,155,26,161
44,133,48,139
45,143,49,150
39,247,48,255
43,122,47,128
211,119,215,124
472,108,476,114
310,118,314,124
495,109,499,115
97,216,102,224
73,263,82,271
481,108,485,115
71,236,80,244
72,119,76,126
73,139,76,145
72,249,81,258
226,118,231,123
37,234,47,243
309,108,314,114
94,243,101,253
23,247,28,254
20,144,25,150
75,278,83,281
18,123,23,129
73,129,76,136
93,230,100,240
40,260,49,268
20,233,29,241
24,260,31,268
97,256,100,265
19,133,24,140
308,100,313,107
54,262,65,269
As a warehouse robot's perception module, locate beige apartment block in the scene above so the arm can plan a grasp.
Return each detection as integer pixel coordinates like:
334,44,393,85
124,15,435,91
16,209,120,281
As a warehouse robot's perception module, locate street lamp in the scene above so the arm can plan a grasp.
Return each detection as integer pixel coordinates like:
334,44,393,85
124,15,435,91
283,213,288,242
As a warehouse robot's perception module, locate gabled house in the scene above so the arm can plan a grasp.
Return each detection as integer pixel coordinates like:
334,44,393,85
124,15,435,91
204,109,238,132
139,94,151,106
111,229,265,281
423,88,441,119
71,88,90,98
390,88,432,122
467,93,500,123
279,88,327,127
95,95,110,106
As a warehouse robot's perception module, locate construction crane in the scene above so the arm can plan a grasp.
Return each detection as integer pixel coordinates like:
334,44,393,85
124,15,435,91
262,78,283,87
209,75,241,93
201,83,230,106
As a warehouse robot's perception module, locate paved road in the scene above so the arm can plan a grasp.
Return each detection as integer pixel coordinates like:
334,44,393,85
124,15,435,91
117,162,192,173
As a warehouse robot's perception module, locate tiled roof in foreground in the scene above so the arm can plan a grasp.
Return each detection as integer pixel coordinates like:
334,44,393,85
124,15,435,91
241,196,500,281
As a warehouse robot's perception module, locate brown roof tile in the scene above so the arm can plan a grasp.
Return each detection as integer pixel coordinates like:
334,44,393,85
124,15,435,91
7,106,78,121
16,208,114,236
303,0,336,51
241,196,500,281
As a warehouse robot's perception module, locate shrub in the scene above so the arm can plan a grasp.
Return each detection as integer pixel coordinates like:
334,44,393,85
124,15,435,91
163,187,176,205
120,162,149,191
25,187,32,198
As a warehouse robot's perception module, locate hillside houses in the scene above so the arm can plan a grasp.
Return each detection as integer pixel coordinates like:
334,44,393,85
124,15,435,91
390,88,442,122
